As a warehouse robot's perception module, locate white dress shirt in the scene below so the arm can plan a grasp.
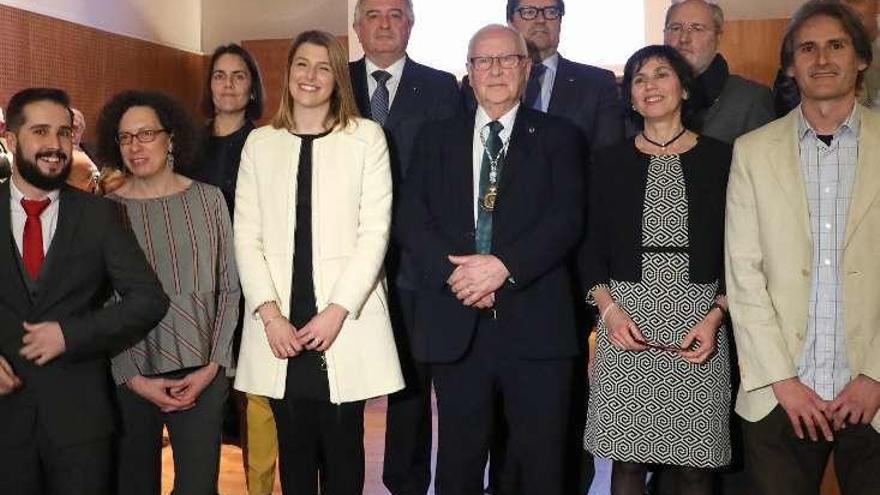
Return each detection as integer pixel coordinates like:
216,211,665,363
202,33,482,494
471,104,519,225
10,177,61,257
365,56,407,109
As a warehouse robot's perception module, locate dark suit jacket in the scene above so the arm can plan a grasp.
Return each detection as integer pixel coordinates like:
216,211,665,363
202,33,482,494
397,108,586,363
0,182,168,447
701,75,774,145
350,56,462,290
462,55,624,153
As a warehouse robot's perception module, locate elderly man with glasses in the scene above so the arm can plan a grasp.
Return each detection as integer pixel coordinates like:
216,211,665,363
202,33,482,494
662,0,774,144
398,24,586,495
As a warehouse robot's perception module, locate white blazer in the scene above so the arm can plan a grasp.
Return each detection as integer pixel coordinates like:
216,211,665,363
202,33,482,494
233,119,403,403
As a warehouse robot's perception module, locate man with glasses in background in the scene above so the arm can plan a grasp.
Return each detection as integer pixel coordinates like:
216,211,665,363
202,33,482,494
464,0,624,152
398,24,586,495
663,0,774,144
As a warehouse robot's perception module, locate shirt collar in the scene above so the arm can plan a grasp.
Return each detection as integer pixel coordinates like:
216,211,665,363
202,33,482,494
540,52,560,72
475,103,520,137
10,177,61,205
365,55,407,82
797,102,860,142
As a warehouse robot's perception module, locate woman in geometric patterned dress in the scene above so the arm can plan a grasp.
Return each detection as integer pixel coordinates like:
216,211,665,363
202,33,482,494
582,45,733,495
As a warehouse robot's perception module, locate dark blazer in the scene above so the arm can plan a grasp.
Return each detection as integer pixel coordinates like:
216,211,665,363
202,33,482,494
701,75,774,145
462,55,624,153
397,108,586,363
0,182,168,447
350,56,462,290
580,137,732,293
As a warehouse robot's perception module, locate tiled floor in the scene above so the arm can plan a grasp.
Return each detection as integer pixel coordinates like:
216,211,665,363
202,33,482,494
160,396,437,495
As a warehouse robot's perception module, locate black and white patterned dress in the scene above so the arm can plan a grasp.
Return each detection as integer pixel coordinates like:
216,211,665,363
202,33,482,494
584,153,731,467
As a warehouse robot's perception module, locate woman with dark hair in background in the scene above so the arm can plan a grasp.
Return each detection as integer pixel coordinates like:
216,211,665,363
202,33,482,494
233,30,403,494
96,90,239,495
582,45,732,495
188,43,276,495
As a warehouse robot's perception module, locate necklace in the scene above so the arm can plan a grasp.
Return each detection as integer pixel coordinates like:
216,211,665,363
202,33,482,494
479,127,510,211
641,127,687,151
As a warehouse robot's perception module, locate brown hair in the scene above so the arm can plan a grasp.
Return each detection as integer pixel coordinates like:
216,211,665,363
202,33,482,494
271,30,360,131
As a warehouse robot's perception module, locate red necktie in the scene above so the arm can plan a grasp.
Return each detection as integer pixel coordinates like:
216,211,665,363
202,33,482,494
21,198,51,279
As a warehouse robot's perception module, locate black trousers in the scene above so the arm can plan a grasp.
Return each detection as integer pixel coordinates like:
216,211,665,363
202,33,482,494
271,396,366,495
115,370,228,495
432,316,573,495
383,288,433,495
742,405,880,495
0,422,112,495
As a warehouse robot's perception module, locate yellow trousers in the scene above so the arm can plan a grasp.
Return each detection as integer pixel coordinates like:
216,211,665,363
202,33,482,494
243,393,278,495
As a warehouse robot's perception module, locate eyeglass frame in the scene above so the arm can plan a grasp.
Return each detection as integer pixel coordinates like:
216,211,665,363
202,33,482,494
515,5,564,21
116,128,169,145
468,54,528,72
633,337,689,353
663,22,716,36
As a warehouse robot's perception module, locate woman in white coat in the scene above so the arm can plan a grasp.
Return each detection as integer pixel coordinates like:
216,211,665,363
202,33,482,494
233,30,403,494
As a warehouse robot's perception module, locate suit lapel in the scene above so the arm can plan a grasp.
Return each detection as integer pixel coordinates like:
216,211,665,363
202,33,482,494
844,108,880,248
499,108,532,199
350,58,371,118
31,187,83,312
451,116,477,234
769,112,811,242
0,181,31,310
385,58,420,129
547,56,576,116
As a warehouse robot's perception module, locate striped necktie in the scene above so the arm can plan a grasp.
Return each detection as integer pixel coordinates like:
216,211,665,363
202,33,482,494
370,70,392,126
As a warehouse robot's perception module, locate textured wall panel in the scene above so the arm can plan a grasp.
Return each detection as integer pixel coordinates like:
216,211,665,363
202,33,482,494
0,4,207,143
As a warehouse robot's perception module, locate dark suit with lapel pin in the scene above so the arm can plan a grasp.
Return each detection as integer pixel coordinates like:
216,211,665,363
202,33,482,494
397,107,586,495
0,182,169,494
350,56,461,495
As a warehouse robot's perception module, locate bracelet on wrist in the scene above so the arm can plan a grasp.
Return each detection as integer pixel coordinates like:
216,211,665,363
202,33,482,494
601,302,618,323
708,302,728,318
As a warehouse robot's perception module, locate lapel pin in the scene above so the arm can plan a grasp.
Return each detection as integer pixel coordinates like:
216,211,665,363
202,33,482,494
528,127,536,134
568,77,575,83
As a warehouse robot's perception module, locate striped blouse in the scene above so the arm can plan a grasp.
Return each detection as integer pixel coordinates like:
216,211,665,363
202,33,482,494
108,181,240,384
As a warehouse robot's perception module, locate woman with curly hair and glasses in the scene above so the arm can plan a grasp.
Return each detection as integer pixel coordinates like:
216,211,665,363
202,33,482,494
96,90,239,495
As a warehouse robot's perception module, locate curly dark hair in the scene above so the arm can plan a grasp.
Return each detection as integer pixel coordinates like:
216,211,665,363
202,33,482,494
622,45,698,130
200,43,265,122
96,90,200,174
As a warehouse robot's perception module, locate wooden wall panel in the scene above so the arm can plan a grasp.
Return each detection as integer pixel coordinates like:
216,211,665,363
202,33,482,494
720,18,788,87
0,4,208,143
243,36,348,127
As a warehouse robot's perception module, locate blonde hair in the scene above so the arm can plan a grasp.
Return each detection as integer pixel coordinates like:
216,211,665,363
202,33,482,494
271,30,361,131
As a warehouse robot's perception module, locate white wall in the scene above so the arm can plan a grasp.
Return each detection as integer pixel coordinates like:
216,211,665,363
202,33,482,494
201,0,348,53
1,0,202,52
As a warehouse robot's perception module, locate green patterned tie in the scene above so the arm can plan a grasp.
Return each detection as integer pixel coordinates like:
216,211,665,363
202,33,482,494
476,120,504,254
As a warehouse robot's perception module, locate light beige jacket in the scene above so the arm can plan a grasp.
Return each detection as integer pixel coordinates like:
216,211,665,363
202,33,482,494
725,106,880,432
233,119,404,403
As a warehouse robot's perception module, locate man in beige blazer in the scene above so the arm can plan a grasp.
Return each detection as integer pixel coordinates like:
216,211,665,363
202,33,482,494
725,2,880,494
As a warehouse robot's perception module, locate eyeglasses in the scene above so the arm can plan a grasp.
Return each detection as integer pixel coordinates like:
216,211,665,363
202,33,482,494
663,22,715,36
116,129,168,145
469,54,527,71
515,5,563,20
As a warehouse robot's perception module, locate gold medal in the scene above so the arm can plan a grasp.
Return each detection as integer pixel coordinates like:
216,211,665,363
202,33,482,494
482,187,498,211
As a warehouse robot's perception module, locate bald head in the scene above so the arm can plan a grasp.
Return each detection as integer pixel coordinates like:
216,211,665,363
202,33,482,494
468,24,529,60
467,24,531,119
